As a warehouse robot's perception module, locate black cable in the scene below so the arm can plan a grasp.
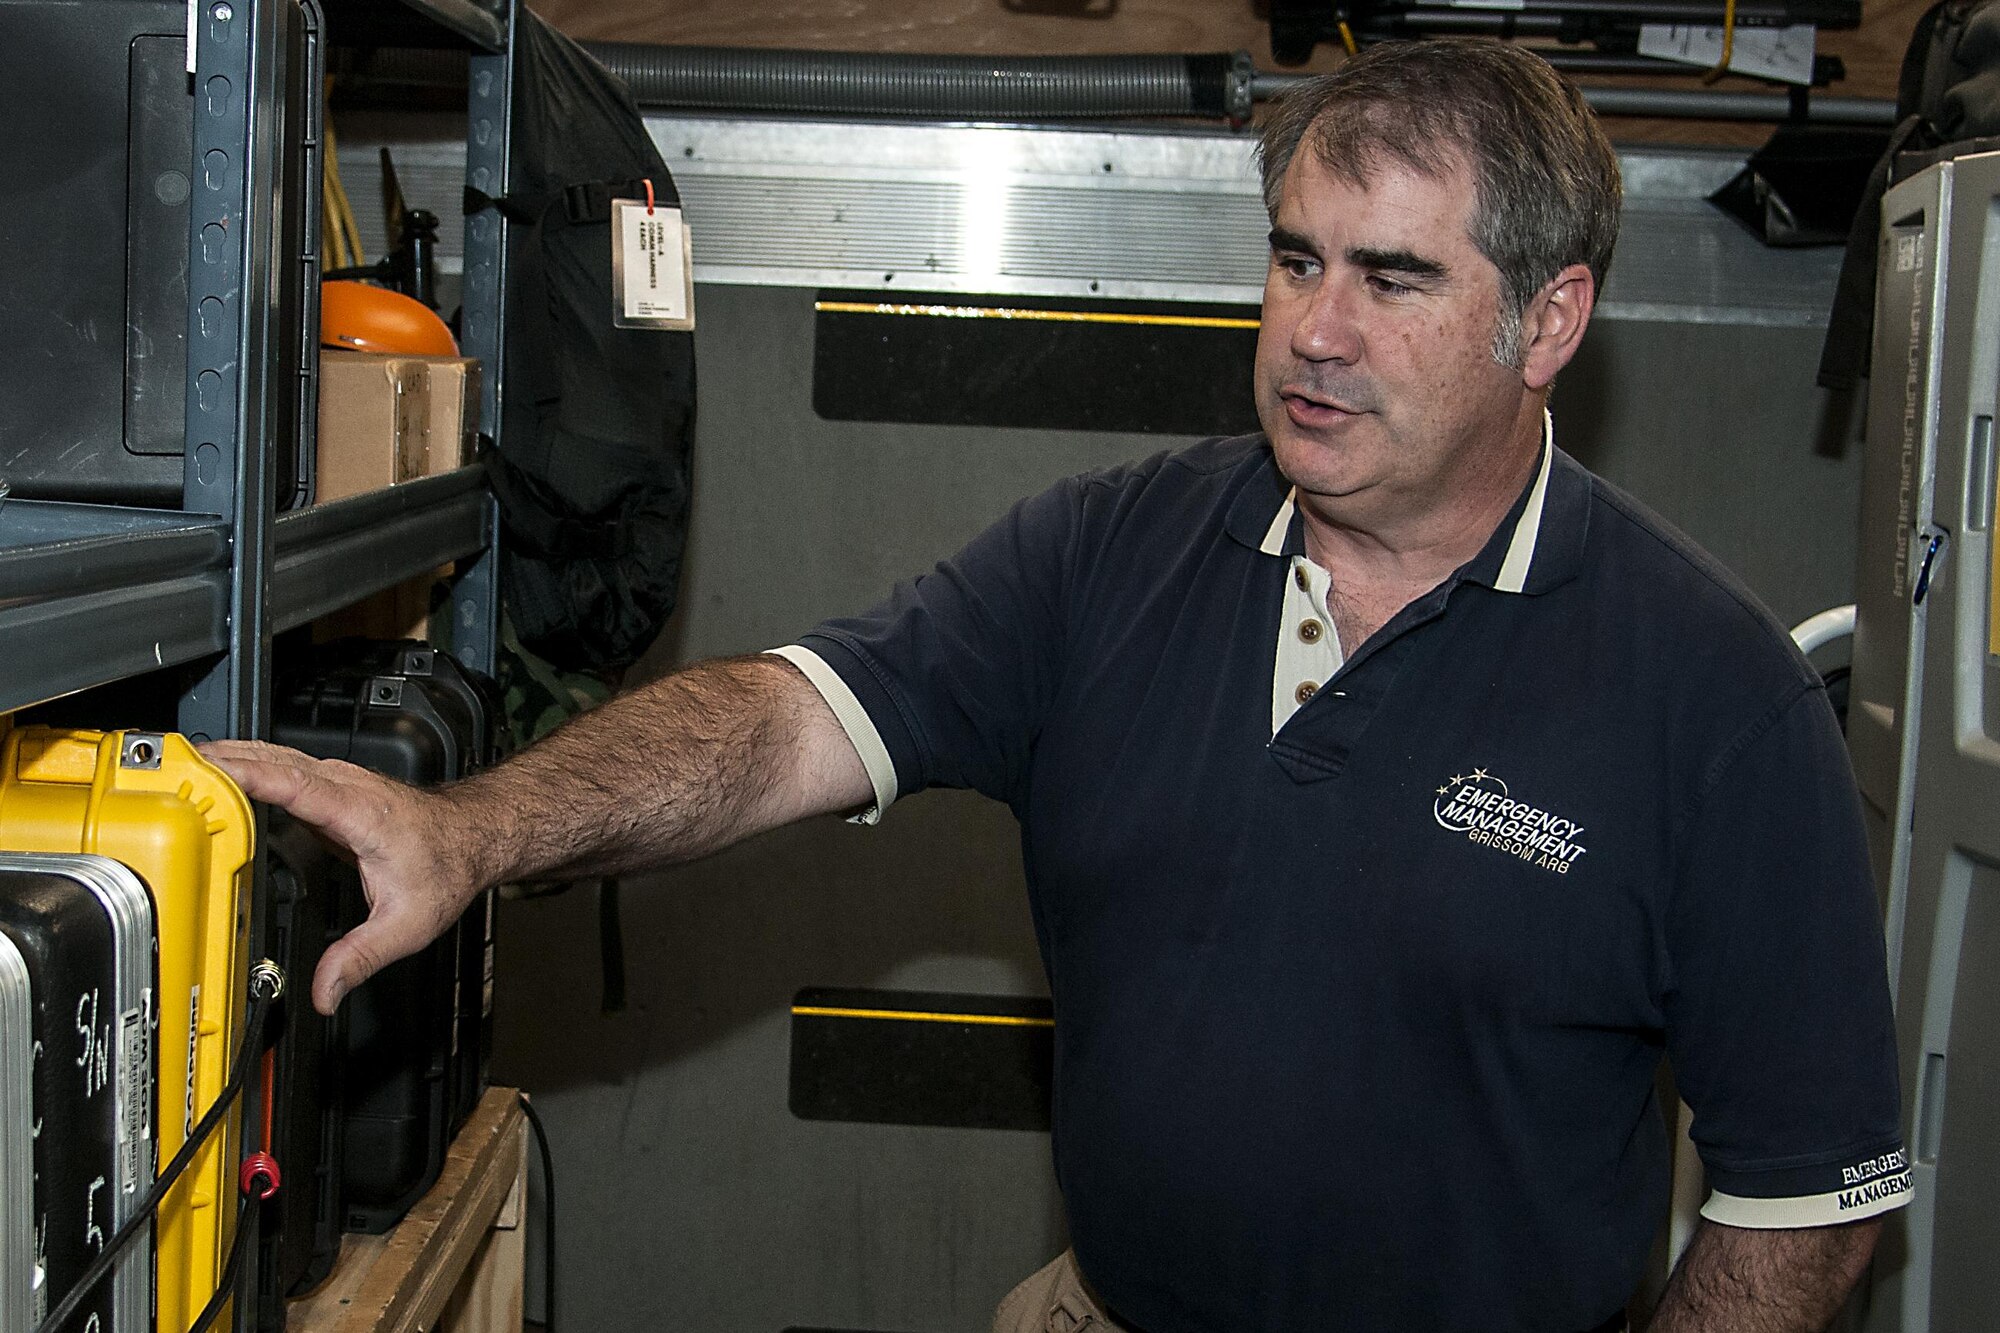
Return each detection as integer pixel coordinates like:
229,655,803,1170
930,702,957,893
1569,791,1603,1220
36,990,275,1333
187,1195,257,1333
519,1092,556,1333
597,879,626,1014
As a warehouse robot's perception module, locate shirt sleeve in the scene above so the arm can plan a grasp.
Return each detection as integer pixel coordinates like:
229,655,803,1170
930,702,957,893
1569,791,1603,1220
1664,684,1912,1229
774,474,1086,820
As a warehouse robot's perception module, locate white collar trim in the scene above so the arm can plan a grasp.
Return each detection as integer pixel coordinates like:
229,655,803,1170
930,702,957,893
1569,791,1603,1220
1493,409,1555,595
1259,487,1297,557
1260,410,1554,584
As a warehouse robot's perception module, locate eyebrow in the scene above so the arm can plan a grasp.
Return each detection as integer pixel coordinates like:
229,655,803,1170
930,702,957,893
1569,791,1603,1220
1347,247,1448,281
1268,227,1318,258
1267,230,1450,283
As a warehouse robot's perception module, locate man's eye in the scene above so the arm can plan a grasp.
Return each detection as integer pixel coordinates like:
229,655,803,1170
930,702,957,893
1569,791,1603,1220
1275,255,1318,278
1367,274,1413,296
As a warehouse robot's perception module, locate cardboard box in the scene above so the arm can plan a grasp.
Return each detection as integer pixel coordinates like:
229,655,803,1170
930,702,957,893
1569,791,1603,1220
315,351,481,503
312,566,449,645
316,349,428,502
412,355,481,475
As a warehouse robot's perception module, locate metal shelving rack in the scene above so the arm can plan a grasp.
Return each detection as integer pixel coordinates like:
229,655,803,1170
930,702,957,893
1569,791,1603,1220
0,1,512,1325
0,0,510,728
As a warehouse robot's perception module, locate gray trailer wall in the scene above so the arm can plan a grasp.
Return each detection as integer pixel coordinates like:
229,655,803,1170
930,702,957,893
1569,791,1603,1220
449,122,1864,1332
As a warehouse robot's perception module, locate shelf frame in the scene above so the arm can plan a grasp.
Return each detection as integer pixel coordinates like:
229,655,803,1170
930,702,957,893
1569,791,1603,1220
397,0,507,51
272,469,495,632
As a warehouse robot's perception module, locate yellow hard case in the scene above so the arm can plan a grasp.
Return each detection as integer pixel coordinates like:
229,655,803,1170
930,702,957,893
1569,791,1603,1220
0,725,253,1333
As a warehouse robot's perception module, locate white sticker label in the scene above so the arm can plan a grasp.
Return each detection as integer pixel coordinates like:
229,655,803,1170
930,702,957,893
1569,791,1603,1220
1895,234,1920,273
183,984,200,1140
612,199,696,331
1637,23,1817,86
117,1003,150,1194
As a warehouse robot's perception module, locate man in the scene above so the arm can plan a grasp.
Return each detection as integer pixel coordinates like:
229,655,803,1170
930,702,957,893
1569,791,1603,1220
210,39,1909,1333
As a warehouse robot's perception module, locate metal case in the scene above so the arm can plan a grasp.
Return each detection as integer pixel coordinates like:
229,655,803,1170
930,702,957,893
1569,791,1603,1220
0,853,156,1333
0,725,253,1333
0,929,32,1333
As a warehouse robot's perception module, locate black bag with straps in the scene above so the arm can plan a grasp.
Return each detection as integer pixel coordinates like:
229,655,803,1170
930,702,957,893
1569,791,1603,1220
466,12,694,674
1818,0,2000,390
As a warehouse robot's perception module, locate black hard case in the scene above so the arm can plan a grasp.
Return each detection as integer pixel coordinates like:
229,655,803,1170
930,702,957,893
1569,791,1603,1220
257,817,346,1325
273,643,499,1236
0,0,319,507
0,854,157,1333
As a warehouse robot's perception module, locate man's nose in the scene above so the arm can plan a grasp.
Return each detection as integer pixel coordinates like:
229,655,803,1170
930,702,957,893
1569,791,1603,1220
1291,279,1362,365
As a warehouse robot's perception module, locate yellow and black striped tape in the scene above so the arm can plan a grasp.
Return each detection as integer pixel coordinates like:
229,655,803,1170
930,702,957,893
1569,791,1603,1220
814,299,1260,332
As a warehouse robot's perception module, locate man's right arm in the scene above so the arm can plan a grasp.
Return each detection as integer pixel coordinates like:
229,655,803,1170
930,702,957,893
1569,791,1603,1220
204,653,871,1014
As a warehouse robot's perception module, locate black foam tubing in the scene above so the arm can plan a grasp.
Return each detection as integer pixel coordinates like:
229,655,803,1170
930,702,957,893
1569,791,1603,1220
579,43,1251,120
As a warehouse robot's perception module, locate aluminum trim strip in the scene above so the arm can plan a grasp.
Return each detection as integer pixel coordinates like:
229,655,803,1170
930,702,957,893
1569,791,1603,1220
334,113,1840,326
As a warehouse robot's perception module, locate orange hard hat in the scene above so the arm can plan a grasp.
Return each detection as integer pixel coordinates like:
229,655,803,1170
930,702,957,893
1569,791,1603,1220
320,280,458,357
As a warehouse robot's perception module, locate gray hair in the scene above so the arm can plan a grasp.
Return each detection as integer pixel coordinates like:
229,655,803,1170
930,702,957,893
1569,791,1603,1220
1258,39,1621,366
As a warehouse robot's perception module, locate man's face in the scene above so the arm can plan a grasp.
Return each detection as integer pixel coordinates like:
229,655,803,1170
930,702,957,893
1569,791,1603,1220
1254,146,1533,521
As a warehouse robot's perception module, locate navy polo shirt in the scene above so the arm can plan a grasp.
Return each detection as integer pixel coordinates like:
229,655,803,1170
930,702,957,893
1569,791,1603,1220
778,428,1908,1333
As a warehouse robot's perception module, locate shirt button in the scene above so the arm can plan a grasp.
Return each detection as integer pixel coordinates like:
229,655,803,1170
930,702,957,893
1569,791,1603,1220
1295,680,1318,705
1299,618,1324,644
1294,565,1309,591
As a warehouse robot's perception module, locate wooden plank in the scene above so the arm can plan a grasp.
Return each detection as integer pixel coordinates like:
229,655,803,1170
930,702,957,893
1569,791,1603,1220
289,1087,526,1333
436,1142,529,1333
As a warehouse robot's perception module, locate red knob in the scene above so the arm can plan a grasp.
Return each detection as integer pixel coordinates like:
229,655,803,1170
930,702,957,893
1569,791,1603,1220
240,1151,282,1200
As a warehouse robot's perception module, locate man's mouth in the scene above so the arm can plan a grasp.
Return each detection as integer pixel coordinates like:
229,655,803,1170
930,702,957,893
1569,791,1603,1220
1280,388,1368,425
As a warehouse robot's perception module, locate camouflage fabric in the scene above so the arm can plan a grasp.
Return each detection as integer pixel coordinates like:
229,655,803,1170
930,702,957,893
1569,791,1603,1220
496,613,616,749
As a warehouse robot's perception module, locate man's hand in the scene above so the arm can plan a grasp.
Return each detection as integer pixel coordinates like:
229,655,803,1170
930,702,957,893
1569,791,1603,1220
204,653,872,1016
1647,1218,1881,1332
204,741,487,1017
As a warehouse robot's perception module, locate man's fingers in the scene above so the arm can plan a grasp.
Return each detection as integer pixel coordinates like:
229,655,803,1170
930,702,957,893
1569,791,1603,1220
208,740,465,1018
201,741,386,849
311,909,425,1016
311,936,362,1016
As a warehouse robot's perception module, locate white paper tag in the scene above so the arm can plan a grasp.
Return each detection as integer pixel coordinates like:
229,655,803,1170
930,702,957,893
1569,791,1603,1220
612,199,695,331
1637,23,1817,86
186,0,198,74
117,1003,150,1194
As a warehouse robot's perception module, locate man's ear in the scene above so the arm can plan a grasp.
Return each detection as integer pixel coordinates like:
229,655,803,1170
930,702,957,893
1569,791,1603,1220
1519,263,1596,390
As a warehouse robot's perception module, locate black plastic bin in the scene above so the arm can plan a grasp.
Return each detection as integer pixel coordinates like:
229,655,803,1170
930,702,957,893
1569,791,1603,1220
271,641,500,1238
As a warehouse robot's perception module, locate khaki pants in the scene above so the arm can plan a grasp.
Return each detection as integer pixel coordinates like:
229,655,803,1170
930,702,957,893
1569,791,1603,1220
992,1250,1134,1333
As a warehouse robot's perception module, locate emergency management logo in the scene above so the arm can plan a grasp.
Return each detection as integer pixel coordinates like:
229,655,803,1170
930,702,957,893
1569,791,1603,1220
1433,768,1588,875
1838,1149,1910,1212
